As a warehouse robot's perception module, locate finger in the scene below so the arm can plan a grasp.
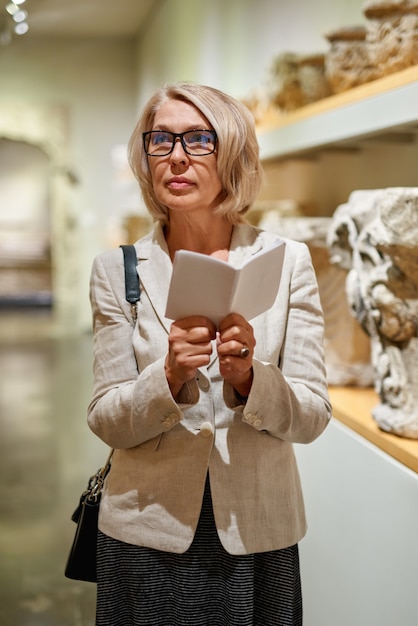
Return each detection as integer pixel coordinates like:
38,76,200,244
218,312,249,333
166,339,213,387
218,315,255,348
217,338,251,359
217,331,255,361
173,315,217,338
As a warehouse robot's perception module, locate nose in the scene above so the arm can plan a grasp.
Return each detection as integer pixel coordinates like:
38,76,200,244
170,137,189,163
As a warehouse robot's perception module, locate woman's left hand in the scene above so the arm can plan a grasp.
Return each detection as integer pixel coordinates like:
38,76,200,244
217,313,256,398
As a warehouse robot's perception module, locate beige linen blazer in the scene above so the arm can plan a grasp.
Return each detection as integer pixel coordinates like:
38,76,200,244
88,223,331,555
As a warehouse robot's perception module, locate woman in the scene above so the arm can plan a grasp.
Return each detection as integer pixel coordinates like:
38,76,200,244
88,82,331,625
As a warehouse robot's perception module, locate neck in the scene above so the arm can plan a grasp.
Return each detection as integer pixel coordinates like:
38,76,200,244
165,212,234,259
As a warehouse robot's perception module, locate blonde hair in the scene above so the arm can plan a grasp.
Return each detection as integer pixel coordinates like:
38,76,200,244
128,82,263,225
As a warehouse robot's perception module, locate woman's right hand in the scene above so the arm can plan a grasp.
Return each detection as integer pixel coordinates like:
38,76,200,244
165,316,216,398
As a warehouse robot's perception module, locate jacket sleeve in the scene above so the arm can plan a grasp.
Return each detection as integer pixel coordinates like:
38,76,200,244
225,241,332,443
86,251,198,449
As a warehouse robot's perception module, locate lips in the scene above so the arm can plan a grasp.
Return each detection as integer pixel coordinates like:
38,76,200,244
166,177,194,190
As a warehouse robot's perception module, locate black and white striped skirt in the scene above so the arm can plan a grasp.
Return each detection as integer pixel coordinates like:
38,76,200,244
96,478,302,626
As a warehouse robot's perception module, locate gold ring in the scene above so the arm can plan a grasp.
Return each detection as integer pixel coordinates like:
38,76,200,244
240,346,250,358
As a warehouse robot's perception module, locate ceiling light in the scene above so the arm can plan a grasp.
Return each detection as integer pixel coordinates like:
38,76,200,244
14,0,27,4
6,3,19,16
14,21,29,35
13,9,27,23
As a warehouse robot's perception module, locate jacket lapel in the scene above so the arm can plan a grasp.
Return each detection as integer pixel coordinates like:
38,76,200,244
228,223,263,267
135,225,173,334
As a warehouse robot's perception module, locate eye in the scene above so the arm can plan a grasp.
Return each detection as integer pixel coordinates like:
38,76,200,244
186,131,214,145
151,131,172,146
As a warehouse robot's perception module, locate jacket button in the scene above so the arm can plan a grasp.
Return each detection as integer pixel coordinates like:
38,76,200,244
200,421,214,437
245,413,262,426
161,413,179,430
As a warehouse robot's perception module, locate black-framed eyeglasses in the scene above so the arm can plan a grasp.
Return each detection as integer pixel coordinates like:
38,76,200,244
143,129,217,157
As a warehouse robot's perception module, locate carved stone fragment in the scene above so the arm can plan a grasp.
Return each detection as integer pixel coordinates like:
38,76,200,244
363,0,418,76
324,26,379,93
267,52,330,112
298,53,331,104
328,188,418,438
267,52,306,111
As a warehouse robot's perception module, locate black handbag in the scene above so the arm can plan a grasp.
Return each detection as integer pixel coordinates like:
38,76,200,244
64,244,140,582
64,450,113,582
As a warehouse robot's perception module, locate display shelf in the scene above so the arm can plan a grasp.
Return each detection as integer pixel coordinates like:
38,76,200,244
329,386,418,474
257,65,418,161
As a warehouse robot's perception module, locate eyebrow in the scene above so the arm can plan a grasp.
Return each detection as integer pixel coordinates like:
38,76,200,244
150,125,211,131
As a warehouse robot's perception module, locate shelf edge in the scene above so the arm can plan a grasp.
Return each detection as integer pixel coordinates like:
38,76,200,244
329,387,418,474
257,65,418,161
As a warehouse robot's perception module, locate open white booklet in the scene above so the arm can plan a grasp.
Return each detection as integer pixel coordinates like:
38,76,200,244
165,239,286,326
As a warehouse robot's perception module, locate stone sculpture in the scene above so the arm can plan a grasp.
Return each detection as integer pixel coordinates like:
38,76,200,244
328,188,418,438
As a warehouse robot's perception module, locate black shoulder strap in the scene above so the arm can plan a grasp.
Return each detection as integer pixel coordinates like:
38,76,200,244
120,244,140,322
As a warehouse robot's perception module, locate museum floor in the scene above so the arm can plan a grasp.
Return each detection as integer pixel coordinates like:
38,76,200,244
0,309,104,625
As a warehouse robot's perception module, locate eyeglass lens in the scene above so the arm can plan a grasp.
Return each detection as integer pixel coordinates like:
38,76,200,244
144,130,216,156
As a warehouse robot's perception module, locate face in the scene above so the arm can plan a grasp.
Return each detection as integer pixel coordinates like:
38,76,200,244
147,99,223,217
